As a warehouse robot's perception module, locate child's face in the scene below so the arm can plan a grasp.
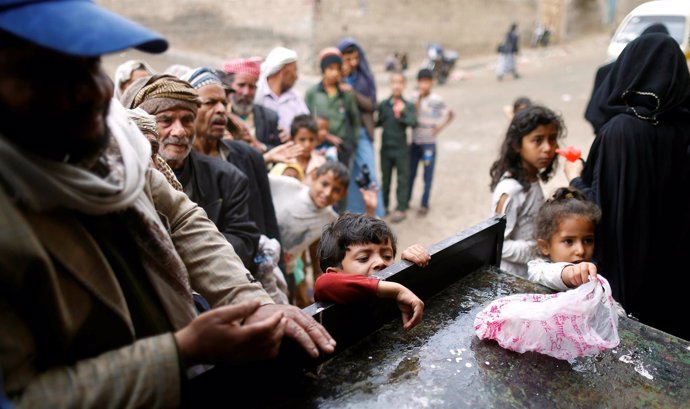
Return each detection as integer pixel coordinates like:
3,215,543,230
390,74,405,97
330,240,395,277
323,63,342,86
309,170,347,208
316,118,329,144
537,215,595,264
292,128,317,159
417,78,433,95
518,123,558,175
342,50,359,74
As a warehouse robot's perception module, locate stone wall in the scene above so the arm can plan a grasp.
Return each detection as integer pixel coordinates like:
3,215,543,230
100,0,315,65
100,0,615,72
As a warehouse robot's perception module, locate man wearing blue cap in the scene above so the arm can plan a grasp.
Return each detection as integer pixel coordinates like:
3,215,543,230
0,1,336,407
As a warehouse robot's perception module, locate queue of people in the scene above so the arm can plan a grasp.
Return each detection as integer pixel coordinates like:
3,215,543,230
0,1,441,406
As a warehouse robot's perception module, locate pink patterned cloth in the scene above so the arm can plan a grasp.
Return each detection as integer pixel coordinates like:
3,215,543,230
474,276,619,360
223,57,261,78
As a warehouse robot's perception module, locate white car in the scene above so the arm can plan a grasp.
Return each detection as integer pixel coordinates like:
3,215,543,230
607,0,690,62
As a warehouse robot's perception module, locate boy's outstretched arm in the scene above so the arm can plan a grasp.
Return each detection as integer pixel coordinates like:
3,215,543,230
401,244,431,267
377,282,424,330
314,273,380,304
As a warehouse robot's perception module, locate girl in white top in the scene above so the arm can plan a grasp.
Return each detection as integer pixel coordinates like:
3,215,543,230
528,187,601,290
489,105,564,277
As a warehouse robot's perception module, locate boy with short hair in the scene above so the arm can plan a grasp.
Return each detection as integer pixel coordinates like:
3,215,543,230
408,68,454,216
271,161,349,264
377,72,417,222
314,213,430,330
271,161,351,304
304,48,360,167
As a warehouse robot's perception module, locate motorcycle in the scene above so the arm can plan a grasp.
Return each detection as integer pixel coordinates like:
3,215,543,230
422,43,458,85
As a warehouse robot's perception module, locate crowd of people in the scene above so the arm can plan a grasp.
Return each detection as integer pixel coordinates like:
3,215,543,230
0,1,447,406
1,0,689,407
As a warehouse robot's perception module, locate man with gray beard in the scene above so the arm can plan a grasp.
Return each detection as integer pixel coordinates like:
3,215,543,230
121,74,261,272
224,58,282,151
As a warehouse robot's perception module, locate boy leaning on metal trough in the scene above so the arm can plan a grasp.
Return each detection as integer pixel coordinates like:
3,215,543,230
314,213,430,330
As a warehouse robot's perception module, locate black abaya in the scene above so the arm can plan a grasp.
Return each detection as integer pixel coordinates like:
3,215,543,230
572,34,690,340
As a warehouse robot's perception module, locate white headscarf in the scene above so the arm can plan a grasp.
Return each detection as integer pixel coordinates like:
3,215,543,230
164,64,192,79
255,47,298,105
113,60,155,100
0,99,151,215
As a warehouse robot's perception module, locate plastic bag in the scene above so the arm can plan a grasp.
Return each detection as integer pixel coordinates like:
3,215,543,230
474,276,619,360
254,235,289,304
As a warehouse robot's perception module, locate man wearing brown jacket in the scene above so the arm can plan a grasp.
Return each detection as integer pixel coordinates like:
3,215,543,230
0,1,335,407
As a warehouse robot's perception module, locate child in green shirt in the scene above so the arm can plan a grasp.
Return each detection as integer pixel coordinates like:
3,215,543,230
376,72,417,222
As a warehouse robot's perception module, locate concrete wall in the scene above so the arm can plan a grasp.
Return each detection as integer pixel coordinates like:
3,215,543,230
311,0,539,70
100,0,611,72
100,0,315,65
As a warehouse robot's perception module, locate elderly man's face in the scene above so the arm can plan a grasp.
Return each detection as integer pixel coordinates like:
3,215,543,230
280,62,298,91
230,72,257,115
0,35,113,163
196,84,227,141
155,107,196,169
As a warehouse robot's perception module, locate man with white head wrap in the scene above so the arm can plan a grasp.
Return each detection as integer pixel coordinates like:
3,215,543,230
113,59,155,100
164,63,192,79
255,47,309,133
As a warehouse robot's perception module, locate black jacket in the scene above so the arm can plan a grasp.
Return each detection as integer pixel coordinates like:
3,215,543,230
178,150,261,270
253,104,281,150
220,140,281,246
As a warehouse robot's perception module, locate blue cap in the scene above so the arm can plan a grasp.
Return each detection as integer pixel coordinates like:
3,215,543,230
0,0,168,56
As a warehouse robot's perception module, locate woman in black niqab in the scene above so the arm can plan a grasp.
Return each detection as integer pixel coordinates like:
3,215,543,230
569,33,690,340
584,23,671,133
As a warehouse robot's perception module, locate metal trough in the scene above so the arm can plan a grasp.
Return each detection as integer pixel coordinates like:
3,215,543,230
187,216,690,408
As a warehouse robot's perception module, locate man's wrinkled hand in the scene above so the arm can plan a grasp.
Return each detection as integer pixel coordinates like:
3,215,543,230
175,300,286,366
245,304,336,359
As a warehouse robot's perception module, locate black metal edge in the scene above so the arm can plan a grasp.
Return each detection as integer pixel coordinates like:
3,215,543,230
187,216,507,402
299,215,506,363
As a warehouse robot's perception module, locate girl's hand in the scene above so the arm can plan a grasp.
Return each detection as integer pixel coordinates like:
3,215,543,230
564,159,584,182
561,262,597,288
401,244,431,267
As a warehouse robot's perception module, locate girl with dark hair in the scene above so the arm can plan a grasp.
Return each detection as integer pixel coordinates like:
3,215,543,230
528,187,601,291
490,105,565,277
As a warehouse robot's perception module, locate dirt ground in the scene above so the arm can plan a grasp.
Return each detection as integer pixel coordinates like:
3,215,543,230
104,33,610,255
